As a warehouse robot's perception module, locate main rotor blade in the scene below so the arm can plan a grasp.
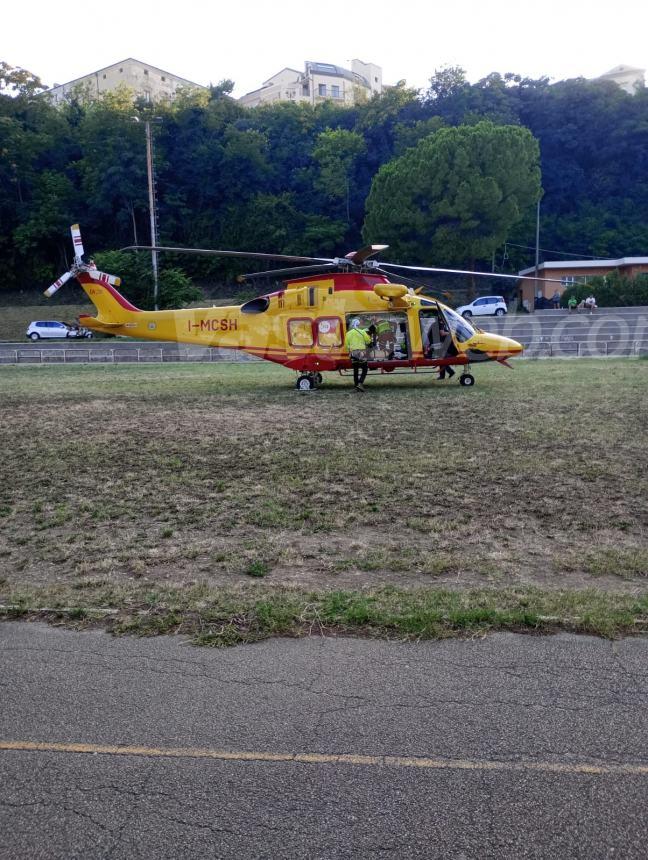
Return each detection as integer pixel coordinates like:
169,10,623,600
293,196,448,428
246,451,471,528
344,244,389,265
240,263,338,282
378,261,568,285
121,245,334,265
44,270,72,298
71,224,85,259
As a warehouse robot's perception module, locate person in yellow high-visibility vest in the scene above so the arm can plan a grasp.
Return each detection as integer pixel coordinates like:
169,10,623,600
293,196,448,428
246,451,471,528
344,318,371,391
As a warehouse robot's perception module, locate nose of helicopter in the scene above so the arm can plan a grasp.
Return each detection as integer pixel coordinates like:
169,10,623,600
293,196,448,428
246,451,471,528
469,332,524,359
500,336,524,357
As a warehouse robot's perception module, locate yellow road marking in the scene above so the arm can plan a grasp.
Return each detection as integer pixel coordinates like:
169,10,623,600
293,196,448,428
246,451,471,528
1,741,646,776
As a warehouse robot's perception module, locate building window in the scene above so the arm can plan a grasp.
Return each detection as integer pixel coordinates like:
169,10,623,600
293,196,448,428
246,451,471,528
332,84,340,98
561,275,587,286
143,69,149,76
103,74,106,79
318,83,327,96
119,68,123,73
161,76,166,82
302,82,309,95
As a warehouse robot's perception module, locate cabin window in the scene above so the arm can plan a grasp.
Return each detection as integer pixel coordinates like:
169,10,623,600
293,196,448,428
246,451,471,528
288,318,314,347
316,317,342,348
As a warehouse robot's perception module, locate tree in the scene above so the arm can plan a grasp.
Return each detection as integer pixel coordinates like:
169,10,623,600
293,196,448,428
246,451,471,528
0,62,46,97
312,128,366,222
363,121,541,270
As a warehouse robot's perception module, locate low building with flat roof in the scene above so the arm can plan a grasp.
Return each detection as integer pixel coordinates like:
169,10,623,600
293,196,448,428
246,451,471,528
518,257,648,310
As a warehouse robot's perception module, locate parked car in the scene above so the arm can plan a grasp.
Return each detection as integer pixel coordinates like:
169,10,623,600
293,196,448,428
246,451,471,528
455,296,508,318
26,321,93,340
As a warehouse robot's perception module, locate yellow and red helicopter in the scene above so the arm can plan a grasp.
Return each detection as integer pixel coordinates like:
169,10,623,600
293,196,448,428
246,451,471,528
44,225,542,390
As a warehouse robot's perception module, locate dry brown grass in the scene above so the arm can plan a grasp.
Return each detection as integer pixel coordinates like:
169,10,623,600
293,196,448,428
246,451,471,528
1,359,646,605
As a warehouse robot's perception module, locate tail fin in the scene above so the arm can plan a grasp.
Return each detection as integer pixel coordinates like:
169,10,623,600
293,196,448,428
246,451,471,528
77,272,141,327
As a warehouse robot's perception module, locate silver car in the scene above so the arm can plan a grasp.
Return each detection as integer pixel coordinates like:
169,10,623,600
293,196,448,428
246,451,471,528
26,321,93,340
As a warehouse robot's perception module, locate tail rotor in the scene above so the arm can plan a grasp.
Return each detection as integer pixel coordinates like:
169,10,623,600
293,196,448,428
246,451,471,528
70,223,85,261
44,271,73,298
43,224,121,298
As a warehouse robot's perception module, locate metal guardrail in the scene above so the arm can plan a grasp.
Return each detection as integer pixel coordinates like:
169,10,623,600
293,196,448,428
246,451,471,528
0,347,260,365
522,340,648,357
0,342,646,365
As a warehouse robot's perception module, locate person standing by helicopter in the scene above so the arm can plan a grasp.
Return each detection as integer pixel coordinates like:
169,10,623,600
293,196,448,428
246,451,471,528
437,318,456,379
344,318,371,391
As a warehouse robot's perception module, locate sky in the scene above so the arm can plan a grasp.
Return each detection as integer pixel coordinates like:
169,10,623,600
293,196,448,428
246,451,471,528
4,0,648,98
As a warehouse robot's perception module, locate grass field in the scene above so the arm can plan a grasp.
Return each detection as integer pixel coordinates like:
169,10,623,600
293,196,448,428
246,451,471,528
1,359,647,642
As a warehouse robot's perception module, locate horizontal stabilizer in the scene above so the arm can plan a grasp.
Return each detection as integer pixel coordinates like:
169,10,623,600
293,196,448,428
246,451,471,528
88,270,122,287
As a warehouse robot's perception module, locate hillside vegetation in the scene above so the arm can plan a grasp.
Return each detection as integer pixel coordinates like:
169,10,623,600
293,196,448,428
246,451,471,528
2,62,648,305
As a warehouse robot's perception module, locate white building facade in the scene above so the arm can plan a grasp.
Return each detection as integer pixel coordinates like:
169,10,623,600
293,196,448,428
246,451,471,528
239,60,382,108
596,64,645,94
45,58,207,105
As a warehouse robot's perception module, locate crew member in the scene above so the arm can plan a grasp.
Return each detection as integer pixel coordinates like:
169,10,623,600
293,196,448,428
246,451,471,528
344,318,371,391
437,319,456,379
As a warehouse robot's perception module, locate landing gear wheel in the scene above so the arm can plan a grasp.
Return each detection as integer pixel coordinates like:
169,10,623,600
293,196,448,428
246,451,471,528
460,373,475,387
296,375,315,391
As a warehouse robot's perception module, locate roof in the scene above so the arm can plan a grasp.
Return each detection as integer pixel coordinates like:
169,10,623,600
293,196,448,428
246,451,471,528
46,58,206,92
519,257,648,276
305,61,369,88
600,64,645,76
260,67,301,87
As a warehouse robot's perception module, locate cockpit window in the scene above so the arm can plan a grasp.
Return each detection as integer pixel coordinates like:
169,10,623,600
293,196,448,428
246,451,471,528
442,307,475,343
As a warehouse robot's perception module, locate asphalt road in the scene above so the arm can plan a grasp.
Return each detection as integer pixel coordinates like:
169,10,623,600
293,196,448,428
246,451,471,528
1,624,647,858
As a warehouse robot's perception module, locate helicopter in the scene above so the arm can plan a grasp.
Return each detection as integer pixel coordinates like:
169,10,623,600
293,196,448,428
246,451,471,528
43,224,559,390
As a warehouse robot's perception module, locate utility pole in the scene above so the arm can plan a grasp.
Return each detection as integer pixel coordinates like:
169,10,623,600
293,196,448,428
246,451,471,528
534,199,541,283
144,120,159,310
132,115,161,310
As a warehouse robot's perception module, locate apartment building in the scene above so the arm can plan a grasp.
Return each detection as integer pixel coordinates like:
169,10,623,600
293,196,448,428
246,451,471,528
239,59,382,108
45,58,207,105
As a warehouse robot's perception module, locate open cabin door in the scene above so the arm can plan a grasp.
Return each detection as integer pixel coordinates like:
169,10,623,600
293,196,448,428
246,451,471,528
345,312,410,361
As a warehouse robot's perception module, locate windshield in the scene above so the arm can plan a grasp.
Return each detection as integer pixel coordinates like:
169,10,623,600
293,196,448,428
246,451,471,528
441,307,475,343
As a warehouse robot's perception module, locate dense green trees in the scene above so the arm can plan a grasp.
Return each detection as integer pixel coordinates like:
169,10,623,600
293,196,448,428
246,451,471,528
363,121,541,266
1,59,648,303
